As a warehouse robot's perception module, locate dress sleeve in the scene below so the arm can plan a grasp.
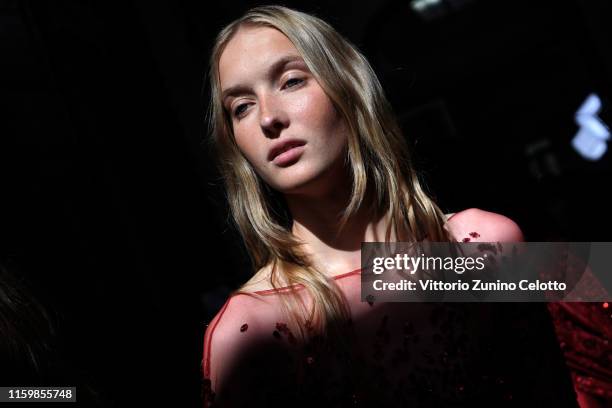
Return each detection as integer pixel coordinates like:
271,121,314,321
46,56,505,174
202,295,256,407
202,297,233,400
201,294,297,408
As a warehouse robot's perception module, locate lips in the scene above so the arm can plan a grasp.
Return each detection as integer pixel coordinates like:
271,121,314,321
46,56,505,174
268,139,306,162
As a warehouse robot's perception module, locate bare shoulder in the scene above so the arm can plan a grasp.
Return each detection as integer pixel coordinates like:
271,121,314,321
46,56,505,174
445,208,525,242
240,263,298,293
239,263,276,293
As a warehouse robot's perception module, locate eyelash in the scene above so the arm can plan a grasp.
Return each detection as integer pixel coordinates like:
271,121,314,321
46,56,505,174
283,77,304,89
232,78,305,119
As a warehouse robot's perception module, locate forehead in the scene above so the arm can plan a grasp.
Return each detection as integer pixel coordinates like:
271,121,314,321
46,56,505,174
218,26,299,87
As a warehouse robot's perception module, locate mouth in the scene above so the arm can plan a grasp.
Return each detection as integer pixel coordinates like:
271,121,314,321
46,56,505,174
268,140,307,162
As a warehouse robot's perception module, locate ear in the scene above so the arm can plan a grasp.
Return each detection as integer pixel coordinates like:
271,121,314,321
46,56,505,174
446,208,525,243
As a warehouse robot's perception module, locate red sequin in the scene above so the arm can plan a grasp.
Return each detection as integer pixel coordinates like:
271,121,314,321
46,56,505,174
469,231,480,238
462,237,471,242
274,322,298,344
240,323,248,332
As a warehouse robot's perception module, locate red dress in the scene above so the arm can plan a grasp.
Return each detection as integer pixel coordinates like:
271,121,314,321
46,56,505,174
201,211,583,407
547,302,612,407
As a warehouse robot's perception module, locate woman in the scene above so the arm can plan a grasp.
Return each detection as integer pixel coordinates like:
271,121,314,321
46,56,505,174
201,5,576,407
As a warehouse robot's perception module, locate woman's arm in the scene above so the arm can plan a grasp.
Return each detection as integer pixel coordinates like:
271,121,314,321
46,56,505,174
203,295,260,407
202,294,297,407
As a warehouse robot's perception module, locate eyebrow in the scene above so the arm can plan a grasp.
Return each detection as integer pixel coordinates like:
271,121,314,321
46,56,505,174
221,54,306,103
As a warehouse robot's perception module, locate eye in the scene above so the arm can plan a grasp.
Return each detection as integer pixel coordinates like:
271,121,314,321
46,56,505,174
283,77,304,89
233,103,249,118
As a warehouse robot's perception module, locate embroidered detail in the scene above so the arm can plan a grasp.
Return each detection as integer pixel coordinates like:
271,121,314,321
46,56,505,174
276,322,297,344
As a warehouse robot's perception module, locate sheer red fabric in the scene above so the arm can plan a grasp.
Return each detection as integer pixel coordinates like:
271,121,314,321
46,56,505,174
548,302,612,408
201,210,583,407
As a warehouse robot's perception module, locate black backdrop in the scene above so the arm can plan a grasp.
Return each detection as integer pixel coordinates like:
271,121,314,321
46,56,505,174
1,0,611,406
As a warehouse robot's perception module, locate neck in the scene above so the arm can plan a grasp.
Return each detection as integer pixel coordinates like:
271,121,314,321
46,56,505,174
284,182,395,277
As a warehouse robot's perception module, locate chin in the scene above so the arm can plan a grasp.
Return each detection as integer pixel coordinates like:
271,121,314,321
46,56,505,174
267,159,342,196
266,166,315,193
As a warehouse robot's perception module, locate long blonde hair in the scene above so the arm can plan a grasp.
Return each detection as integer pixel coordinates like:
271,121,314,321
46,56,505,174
206,5,453,341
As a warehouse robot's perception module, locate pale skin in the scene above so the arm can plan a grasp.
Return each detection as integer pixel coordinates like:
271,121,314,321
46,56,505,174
219,25,401,280
218,26,509,289
207,21,552,408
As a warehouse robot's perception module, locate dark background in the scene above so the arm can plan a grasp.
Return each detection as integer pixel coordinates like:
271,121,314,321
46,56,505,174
1,0,611,406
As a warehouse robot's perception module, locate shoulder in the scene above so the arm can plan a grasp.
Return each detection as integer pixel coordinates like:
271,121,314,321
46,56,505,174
239,263,298,293
203,294,270,385
445,208,525,242
205,294,269,350
239,263,274,293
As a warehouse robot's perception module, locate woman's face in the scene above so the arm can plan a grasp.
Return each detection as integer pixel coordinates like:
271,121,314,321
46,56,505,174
218,26,350,196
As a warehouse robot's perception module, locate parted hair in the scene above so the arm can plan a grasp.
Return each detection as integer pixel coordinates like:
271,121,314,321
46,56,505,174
206,5,453,340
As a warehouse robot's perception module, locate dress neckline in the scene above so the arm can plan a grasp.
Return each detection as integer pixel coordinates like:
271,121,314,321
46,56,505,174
253,267,362,296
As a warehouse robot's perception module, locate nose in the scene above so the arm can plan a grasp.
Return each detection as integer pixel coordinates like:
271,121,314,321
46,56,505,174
259,94,289,135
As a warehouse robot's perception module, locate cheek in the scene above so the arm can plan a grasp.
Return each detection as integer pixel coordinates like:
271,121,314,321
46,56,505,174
297,90,346,143
234,132,264,168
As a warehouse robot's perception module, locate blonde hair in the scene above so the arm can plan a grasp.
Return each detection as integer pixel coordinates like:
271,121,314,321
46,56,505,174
206,5,453,341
